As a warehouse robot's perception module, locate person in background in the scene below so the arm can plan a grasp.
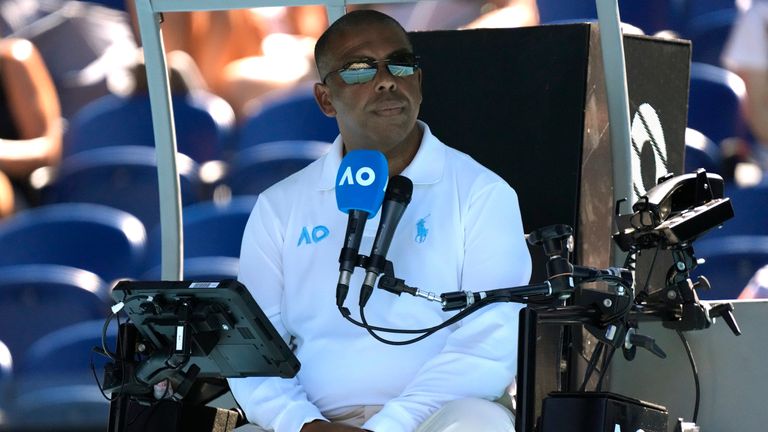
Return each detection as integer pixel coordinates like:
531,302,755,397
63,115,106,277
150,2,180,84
229,9,531,432
739,265,768,299
463,0,539,29
0,37,62,215
355,0,538,31
127,4,326,121
721,0,768,174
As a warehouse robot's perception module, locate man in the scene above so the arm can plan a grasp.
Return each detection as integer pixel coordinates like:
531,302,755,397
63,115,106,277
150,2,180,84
229,10,532,432
721,1,768,172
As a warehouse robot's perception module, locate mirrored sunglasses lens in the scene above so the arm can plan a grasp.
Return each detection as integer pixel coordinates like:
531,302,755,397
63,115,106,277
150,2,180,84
387,64,416,77
339,68,377,84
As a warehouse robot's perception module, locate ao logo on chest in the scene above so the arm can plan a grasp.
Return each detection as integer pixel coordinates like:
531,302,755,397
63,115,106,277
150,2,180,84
338,166,377,186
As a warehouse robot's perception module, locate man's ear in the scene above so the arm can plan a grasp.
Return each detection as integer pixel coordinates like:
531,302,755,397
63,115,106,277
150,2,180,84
314,82,337,117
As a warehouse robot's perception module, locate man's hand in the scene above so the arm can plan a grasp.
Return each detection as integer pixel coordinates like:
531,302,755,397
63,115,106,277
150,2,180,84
300,420,371,432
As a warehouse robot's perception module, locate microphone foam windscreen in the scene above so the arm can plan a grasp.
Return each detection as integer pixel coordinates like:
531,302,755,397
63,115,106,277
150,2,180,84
336,150,388,218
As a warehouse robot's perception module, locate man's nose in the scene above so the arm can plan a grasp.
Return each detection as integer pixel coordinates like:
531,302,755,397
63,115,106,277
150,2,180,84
375,65,397,92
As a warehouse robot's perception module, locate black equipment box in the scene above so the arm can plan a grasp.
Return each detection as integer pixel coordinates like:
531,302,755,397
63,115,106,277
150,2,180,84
540,392,668,432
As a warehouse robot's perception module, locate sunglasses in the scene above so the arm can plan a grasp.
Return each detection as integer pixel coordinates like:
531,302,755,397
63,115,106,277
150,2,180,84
323,54,420,85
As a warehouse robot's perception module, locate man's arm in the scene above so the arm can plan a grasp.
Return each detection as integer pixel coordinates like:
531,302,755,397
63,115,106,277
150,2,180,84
734,68,768,145
0,38,62,178
721,5,768,144
229,196,326,432
362,181,532,432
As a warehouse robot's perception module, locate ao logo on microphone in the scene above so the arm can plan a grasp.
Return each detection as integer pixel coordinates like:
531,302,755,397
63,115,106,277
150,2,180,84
336,150,388,217
338,166,377,187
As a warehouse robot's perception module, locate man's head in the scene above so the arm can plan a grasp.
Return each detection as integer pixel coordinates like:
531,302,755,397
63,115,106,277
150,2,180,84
313,10,423,171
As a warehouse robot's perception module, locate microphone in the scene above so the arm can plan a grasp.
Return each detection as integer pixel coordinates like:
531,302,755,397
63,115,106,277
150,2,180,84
360,175,413,306
335,150,388,308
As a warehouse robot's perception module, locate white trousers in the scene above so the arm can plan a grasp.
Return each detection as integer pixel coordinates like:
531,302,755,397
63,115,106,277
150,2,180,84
235,398,515,432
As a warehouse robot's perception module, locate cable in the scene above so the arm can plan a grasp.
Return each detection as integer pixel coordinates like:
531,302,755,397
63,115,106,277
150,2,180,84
102,312,118,361
633,245,661,291
595,345,616,391
677,329,700,423
339,294,511,345
360,306,436,345
579,342,604,392
91,347,119,401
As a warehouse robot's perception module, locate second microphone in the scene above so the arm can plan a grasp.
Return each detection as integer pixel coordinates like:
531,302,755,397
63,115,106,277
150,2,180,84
360,175,414,307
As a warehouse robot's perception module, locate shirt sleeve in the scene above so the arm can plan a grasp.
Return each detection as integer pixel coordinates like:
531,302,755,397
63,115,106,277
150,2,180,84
721,5,768,71
228,196,326,432
362,180,533,432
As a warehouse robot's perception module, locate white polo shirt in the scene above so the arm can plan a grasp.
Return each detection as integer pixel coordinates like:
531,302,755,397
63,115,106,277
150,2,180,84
229,121,532,432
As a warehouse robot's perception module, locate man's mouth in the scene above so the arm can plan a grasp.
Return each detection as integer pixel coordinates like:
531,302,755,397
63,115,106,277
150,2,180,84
373,101,406,116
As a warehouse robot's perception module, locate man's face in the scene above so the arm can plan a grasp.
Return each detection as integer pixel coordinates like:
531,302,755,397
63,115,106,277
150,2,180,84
314,21,423,155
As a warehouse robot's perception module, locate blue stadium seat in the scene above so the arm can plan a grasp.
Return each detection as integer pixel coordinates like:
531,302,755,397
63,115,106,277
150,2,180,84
6,320,116,431
238,85,339,150
226,140,331,196
687,62,748,145
536,0,597,23
686,9,737,66
682,0,736,22
142,256,240,281
538,0,679,33
0,203,146,282
0,264,109,360
684,127,721,174
14,319,116,389
692,235,768,300
704,183,768,238
145,195,257,267
8,384,110,431
41,146,202,229
0,339,11,417
64,92,235,163
12,1,138,119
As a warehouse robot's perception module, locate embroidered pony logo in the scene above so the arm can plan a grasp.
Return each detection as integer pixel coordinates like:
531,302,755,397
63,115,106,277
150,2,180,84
415,214,430,243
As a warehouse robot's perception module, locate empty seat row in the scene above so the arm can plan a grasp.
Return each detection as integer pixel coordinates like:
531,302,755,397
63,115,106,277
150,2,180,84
0,197,260,285
64,85,339,164
36,140,330,229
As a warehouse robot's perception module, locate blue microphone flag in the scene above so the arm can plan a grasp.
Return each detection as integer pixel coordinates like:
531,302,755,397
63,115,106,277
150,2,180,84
336,150,388,218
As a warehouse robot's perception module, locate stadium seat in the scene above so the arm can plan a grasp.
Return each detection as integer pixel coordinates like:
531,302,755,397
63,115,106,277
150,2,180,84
8,384,110,431
238,85,339,150
0,203,147,282
7,320,117,431
142,256,240,281
691,235,768,300
538,0,678,34
64,92,235,163
0,339,10,417
14,319,117,391
684,127,721,174
536,0,597,23
145,195,257,268
682,0,736,22
12,1,137,119
686,9,738,66
226,140,331,196
704,183,768,238
687,62,748,145
0,264,109,360
41,146,202,229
